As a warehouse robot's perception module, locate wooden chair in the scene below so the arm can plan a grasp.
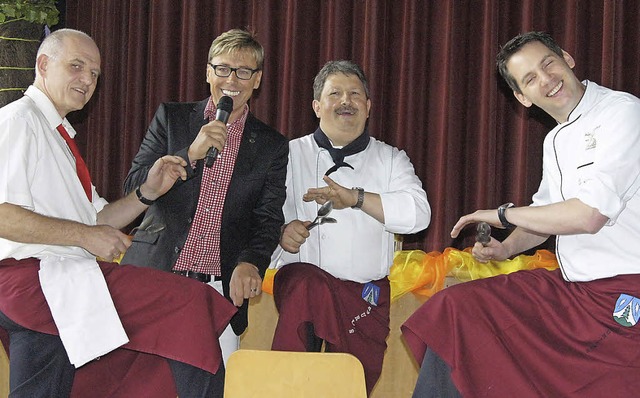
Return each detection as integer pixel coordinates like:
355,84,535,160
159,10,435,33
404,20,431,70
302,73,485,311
0,341,8,398
224,349,367,398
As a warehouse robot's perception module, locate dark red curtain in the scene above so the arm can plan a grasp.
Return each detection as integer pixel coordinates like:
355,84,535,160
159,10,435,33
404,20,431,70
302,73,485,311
63,0,640,252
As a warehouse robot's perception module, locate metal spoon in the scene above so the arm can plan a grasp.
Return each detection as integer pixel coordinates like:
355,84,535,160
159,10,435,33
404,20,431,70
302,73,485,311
306,201,333,230
307,216,337,230
476,222,491,247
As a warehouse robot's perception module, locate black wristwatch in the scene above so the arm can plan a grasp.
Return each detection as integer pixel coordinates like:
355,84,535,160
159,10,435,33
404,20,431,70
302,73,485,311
135,186,156,206
497,202,515,228
351,187,365,209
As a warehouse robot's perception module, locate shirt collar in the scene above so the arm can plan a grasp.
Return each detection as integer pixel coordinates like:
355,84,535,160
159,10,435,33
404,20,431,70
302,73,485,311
565,80,592,124
24,85,75,137
204,96,250,127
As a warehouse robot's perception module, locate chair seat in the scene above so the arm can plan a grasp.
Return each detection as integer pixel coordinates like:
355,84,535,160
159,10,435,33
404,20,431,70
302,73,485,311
224,349,367,397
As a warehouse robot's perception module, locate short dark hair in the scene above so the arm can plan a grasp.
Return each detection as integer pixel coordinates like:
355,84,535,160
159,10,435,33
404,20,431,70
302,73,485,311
496,31,564,93
313,60,370,100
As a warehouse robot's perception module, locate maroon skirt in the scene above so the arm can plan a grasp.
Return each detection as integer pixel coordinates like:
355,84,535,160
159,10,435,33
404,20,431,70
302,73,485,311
402,268,640,397
0,258,237,397
271,262,390,394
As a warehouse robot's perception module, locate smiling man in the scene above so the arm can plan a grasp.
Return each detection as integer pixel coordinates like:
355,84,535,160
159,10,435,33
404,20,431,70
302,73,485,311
121,29,288,364
0,28,237,398
403,31,640,397
270,60,431,394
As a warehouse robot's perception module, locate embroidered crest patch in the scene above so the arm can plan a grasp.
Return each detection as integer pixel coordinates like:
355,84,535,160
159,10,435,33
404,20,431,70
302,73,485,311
613,294,640,327
362,282,380,306
584,125,599,150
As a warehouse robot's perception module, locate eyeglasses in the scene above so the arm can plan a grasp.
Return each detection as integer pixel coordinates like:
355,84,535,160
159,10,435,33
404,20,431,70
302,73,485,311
208,63,260,80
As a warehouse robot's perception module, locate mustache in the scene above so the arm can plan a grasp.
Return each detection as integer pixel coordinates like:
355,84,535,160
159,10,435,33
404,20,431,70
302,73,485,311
336,105,357,114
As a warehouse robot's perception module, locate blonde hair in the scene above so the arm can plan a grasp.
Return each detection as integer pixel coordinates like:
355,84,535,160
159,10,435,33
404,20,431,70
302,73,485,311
207,29,264,69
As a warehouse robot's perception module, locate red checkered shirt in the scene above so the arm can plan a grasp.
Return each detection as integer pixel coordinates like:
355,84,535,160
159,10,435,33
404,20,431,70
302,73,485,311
172,98,249,276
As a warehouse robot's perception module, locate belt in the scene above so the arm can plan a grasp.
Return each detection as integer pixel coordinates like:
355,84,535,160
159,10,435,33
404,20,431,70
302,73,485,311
172,270,221,283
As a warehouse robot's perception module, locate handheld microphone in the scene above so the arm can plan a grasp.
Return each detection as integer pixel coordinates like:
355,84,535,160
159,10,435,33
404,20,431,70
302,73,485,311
205,95,234,168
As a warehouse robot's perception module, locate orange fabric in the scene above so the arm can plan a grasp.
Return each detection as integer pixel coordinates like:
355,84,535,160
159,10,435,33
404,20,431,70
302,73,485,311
390,248,558,301
263,268,277,295
261,248,559,302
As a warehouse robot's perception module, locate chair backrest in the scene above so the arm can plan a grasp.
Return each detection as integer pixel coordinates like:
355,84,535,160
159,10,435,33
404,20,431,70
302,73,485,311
224,349,367,398
0,337,8,398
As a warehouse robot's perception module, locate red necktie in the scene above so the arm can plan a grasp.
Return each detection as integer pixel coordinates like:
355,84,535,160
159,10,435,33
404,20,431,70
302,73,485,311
56,124,93,201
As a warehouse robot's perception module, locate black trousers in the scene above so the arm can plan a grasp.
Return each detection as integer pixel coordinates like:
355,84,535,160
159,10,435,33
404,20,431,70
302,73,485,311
412,348,462,398
0,309,224,398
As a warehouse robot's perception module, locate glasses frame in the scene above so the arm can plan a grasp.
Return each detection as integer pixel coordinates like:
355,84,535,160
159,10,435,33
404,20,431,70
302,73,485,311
208,63,260,80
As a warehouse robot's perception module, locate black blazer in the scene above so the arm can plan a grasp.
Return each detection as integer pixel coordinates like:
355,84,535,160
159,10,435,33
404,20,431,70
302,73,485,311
121,99,288,334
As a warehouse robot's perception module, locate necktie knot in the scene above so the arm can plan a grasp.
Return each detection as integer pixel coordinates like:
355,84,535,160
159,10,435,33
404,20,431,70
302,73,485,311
57,124,92,202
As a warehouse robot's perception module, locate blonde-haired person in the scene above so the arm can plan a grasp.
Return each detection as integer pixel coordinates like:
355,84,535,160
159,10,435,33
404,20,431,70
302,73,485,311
122,28,288,363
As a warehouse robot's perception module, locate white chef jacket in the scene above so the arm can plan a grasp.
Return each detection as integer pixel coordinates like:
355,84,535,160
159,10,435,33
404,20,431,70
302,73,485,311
271,133,431,283
532,81,640,281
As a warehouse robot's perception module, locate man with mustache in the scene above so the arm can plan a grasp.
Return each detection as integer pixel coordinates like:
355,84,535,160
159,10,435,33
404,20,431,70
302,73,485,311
403,31,640,397
270,60,431,395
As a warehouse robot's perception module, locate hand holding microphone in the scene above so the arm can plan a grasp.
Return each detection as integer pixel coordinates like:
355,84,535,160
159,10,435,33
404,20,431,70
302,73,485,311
205,96,234,168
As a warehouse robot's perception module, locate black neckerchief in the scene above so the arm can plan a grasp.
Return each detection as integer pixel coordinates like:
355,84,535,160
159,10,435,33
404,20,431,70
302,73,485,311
313,127,370,176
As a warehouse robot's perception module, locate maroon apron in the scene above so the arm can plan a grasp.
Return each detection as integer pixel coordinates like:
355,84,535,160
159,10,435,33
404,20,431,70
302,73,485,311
402,268,640,397
0,258,237,397
271,262,390,394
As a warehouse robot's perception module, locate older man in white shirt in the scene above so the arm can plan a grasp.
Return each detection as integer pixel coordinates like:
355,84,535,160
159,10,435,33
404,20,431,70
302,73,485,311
270,60,431,395
0,28,235,398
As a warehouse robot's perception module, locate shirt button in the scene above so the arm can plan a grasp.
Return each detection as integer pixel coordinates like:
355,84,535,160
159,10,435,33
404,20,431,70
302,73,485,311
174,246,180,253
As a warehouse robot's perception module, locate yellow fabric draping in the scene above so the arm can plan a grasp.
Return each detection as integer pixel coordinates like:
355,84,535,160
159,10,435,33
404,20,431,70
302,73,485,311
261,248,559,301
390,248,558,302
262,268,277,295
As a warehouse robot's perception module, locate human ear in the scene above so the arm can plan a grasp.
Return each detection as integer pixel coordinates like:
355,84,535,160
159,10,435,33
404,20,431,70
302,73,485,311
514,91,533,108
562,50,576,69
312,99,321,118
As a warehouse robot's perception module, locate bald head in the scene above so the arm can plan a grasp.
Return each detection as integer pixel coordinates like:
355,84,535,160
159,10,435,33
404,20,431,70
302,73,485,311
34,29,101,117
35,29,97,79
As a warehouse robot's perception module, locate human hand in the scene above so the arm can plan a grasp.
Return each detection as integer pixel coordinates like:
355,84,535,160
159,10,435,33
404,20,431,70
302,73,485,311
83,224,132,262
280,220,311,253
303,175,358,210
188,120,228,161
470,238,509,263
450,209,505,239
451,209,510,263
140,155,188,200
229,262,262,306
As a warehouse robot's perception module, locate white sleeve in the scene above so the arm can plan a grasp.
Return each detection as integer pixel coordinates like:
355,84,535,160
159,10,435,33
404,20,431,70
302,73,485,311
576,100,640,223
379,147,431,233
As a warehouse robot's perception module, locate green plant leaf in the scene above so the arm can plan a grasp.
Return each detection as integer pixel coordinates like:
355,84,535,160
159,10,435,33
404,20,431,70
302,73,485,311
0,1,59,25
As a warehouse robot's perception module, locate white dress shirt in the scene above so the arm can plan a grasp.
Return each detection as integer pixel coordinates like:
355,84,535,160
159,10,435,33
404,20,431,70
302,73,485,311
0,86,126,367
0,85,108,260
